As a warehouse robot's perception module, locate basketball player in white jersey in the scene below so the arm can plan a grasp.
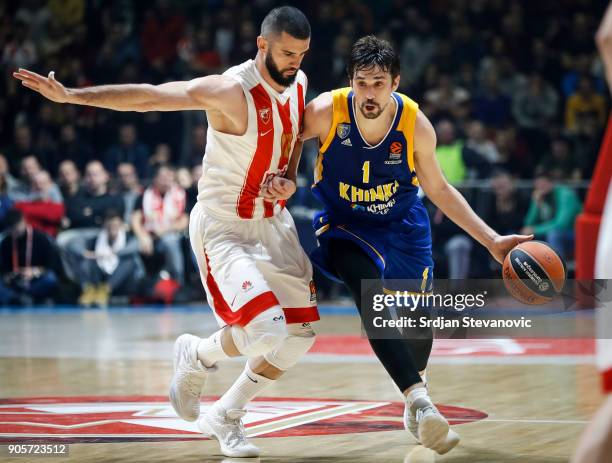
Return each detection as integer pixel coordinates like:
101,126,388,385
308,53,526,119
571,4,612,462
14,7,318,457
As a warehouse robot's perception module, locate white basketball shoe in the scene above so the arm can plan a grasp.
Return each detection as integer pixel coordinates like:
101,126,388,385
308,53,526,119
169,334,216,421
199,406,260,457
404,397,459,454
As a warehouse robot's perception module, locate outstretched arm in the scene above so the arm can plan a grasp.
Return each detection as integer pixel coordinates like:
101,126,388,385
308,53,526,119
413,110,532,263
12,69,240,112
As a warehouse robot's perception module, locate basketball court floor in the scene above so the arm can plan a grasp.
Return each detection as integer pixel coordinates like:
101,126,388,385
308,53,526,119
0,305,602,462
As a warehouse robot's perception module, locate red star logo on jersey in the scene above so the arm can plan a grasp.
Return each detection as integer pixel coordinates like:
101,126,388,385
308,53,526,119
258,108,271,125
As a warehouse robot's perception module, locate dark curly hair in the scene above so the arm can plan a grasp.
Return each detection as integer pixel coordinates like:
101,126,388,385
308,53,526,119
347,35,400,80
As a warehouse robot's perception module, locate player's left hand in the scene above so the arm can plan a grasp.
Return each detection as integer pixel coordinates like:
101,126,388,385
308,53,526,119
263,177,296,201
488,233,534,264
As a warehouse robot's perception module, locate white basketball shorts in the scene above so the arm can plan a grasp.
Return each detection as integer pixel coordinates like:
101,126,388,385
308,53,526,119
190,202,319,327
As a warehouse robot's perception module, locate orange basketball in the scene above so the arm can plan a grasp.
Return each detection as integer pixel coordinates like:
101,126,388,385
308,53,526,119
502,241,566,305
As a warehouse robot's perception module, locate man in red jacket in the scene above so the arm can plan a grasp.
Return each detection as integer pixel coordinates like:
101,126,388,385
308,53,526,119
14,171,64,237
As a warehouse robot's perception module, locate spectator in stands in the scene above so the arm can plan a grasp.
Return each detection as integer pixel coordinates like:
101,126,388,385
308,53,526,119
465,120,500,164
184,29,222,74
472,71,512,128
104,123,149,179
424,74,470,120
541,137,581,180
140,1,185,71
6,125,36,175
478,170,529,236
565,75,607,133
2,20,37,70
57,159,81,200
14,1,51,48
521,168,582,261
58,161,124,282
214,8,234,66
13,170,64,237
331,34,352,87
399,16,437,87
0,209,59,306
561,54,606,98
57,124,95,171
63,161,124,230
434,119,491,184
148,143,171,178
572,113,604,181
182,125,207,168
511,73,558,157
426,199,473,280
34,103,60,172
529,38,562,85
116,162,142,224
132,165,188,285
493,127,530,178
175,167,192,191
0,154,18,192
10,155,62,202
229,20,257,64
0,168,13,231
75,210,144,307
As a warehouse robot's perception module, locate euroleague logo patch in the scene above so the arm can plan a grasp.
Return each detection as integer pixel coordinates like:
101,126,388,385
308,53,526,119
0,396,487,443
389,141,403,154
385,141,403,165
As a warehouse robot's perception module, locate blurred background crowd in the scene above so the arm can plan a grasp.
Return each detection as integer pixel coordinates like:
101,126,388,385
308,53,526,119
0,0,608,306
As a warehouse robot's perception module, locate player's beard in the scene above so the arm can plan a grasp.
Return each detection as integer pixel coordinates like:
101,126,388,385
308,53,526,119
358,100,386,119
265,52,298,87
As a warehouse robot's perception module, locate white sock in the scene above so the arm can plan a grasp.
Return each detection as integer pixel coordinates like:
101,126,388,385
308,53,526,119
216,362,275,411
406,386,429,406
419,370,428,388
197,329,230,368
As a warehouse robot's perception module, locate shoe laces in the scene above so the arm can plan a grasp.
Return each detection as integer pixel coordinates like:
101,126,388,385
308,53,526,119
416,403,438,422
224,409,248,446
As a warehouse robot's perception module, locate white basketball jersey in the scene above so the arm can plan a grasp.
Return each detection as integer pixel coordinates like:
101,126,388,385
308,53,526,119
197,59,307,220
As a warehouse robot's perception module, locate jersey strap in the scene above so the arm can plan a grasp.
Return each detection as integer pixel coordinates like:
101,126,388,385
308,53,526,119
396,94,419,186
320,87,352,153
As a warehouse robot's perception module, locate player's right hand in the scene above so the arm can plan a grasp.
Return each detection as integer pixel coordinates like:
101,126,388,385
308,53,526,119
12,69,70,103
263,177,297,201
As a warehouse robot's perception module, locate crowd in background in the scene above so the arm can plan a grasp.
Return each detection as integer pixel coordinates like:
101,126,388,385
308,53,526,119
0,0,608,305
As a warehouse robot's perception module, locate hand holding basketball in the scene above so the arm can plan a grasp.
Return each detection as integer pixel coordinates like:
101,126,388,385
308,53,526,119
502,241,566,305
487,233,534,264
12,69,70,104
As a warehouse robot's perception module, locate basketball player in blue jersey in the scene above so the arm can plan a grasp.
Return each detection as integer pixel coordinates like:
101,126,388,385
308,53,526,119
266,36,533,454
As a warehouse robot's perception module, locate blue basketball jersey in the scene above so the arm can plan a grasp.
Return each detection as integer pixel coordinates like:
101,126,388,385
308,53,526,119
309,88,434,290
311,87,421,224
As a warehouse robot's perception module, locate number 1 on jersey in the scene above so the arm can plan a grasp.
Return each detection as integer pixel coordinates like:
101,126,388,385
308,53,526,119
362,161,370,183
